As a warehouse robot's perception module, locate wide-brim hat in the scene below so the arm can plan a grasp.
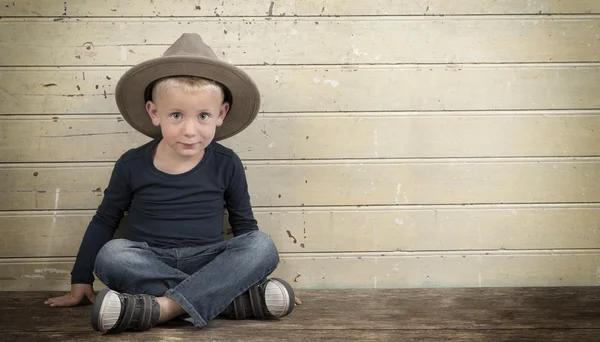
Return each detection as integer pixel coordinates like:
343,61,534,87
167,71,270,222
115,33,260,140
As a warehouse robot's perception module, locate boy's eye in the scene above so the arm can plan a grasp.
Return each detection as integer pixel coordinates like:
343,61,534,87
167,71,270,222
199,113,210,120
170,112,182,120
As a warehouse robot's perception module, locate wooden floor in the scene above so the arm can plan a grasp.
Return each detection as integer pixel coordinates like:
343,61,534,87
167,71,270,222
1,287,599,341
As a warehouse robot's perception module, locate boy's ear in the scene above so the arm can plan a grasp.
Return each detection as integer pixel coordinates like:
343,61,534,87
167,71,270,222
146,101,160,126
217,102,229,127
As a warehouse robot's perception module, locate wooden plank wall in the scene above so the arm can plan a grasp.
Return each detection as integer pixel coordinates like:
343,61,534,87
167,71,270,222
1,1,600,291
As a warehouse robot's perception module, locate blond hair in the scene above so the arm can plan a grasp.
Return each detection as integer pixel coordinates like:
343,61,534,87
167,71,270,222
151,76,225,102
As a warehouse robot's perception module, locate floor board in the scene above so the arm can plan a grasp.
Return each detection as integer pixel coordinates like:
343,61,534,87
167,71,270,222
1,288,599,341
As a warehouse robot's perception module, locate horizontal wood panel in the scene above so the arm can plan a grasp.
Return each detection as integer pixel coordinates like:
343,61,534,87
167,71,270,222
1,160,599,210
3,0,600,16
2,251,599,290
3,113,600,162
1,205,600,257
2,18,599,65
2,66,600,114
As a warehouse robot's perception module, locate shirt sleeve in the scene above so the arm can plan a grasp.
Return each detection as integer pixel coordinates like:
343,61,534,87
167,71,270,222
224,153,259,236
70,154,133,284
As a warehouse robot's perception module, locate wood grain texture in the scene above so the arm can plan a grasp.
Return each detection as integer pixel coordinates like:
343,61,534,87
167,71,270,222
2,18,599,66
3,112,600,162
3,330,598,342
1,205,600,257
3,288,600,328
2,252,600,290
3,0,600,294
2,288,600,341
1,160,598,210
2,66,599,114
3,0,600,16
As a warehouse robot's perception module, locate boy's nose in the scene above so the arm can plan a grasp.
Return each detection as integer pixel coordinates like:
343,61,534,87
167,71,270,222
182,120,197,137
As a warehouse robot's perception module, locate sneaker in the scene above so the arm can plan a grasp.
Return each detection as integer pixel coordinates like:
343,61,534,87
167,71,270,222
224,278,295,320
91,288,160,333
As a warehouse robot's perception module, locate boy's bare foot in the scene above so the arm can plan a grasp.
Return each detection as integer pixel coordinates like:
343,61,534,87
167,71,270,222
156,297,185,323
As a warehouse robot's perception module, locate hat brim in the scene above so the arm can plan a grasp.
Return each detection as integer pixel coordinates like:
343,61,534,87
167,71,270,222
115,55,260,141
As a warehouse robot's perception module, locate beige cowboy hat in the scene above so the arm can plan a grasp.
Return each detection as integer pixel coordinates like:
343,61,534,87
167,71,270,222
115,33,260,140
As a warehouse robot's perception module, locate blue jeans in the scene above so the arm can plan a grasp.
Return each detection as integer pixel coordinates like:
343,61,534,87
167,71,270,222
93,230,280,328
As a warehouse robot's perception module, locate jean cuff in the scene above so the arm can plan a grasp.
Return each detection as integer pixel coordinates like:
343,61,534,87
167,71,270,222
164,289,207,328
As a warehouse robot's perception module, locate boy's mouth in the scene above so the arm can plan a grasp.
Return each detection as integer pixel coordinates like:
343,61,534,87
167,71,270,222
181,142,199,148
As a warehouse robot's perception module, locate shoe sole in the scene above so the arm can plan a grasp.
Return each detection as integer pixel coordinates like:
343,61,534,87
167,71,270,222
91,289,121,332
265,278,295,318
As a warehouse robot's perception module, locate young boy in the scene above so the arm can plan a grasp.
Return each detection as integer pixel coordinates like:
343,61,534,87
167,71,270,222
44,33,299,334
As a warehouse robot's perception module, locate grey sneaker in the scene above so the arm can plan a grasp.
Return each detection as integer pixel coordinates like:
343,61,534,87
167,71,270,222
223,278,295,319
91,289,160,333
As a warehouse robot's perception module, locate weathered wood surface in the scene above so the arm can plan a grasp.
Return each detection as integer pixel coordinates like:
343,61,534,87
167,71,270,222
2,0,600,294
2,18,599,65
1,160,599,210
3,0,600,16
2,251,600,291
2,66,600,114
4,329,600,342
1,288,599,341
3,112,600,162
2,205,600,257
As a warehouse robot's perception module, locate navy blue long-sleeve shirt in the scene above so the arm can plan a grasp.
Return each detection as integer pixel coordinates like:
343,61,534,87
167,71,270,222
71,138,258,284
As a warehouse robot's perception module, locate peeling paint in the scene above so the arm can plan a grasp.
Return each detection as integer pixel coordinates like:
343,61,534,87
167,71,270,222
286,230,297,244
22,274,44,279
324,79,340,87
34,268,69,274
41,132,128,138
52,187,60,229
267,1,274,16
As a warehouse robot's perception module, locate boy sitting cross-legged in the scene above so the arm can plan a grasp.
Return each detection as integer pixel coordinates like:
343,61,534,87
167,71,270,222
44,33,300,334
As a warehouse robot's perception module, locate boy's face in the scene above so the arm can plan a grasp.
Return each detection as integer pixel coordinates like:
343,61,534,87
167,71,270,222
146,86,229,159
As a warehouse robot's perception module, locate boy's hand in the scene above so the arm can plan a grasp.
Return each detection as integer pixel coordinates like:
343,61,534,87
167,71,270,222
44,284,96,307
294,296,302,306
